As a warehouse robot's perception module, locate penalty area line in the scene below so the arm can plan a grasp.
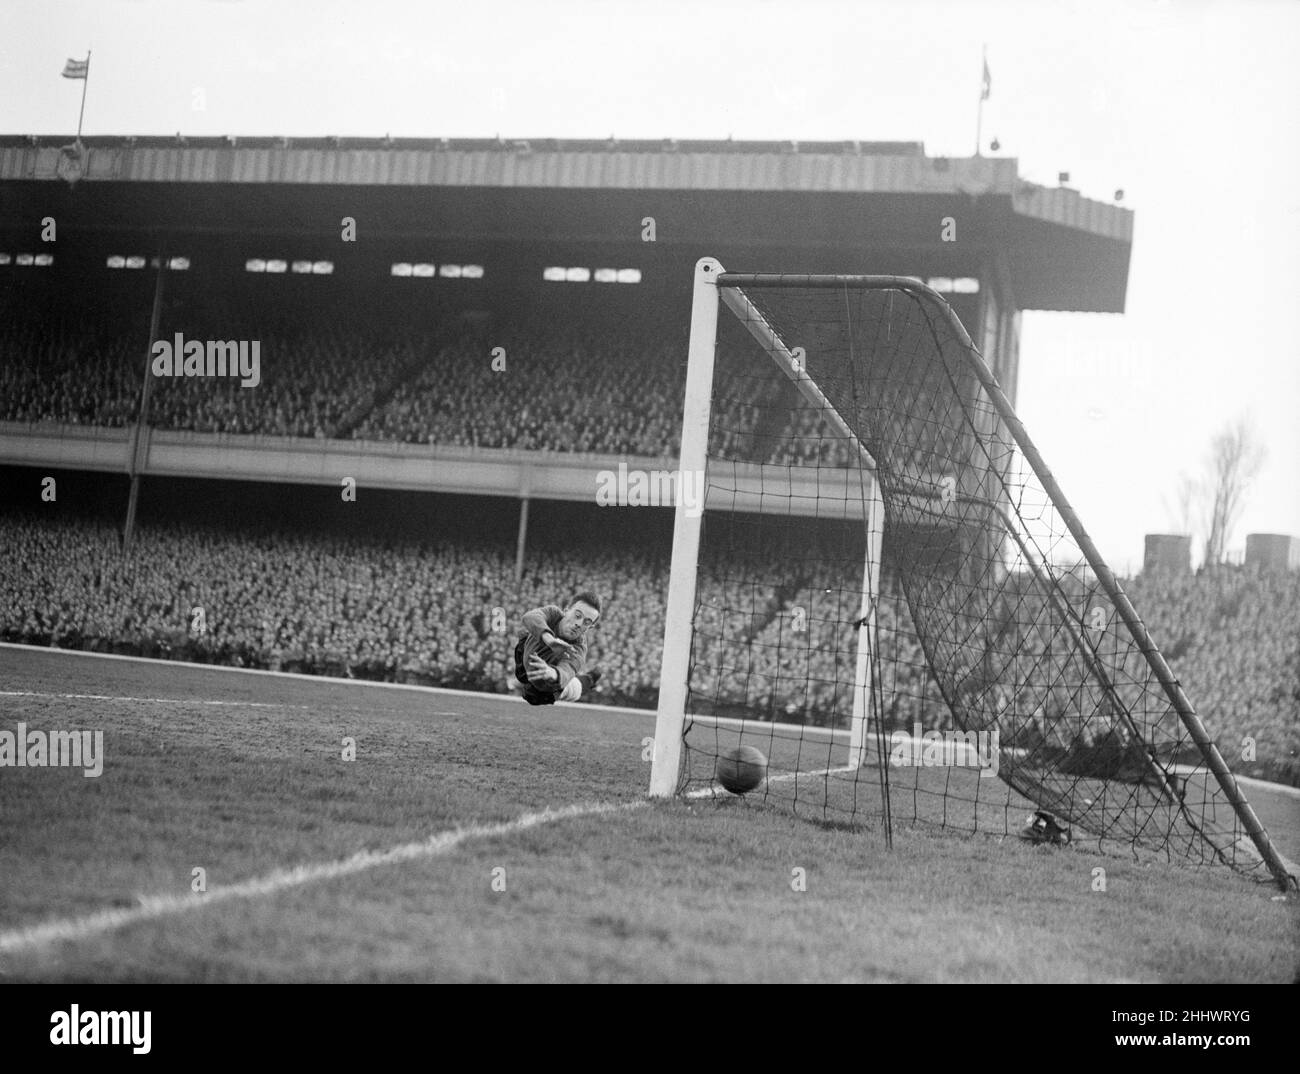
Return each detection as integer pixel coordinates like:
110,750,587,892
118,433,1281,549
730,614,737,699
0,799,645,955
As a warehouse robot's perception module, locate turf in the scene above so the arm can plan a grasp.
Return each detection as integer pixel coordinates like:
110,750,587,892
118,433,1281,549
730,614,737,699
0,646,1296,982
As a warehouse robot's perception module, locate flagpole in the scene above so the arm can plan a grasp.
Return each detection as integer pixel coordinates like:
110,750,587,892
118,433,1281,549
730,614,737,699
975,45,986,156
75,51,91,141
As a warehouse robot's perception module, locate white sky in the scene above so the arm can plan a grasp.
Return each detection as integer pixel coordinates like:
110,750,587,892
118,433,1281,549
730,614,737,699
8,0,1300,571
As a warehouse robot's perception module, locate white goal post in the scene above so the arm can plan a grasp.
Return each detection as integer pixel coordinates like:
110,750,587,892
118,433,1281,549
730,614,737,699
648,257,884,797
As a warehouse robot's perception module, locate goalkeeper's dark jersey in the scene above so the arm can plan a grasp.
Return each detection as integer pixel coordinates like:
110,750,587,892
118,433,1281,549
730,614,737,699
515,605,589,694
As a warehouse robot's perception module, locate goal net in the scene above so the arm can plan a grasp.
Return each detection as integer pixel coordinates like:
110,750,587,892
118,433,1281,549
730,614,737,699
648,258,1294,890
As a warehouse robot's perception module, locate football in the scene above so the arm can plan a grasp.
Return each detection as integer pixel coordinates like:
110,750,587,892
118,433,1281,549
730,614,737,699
715,745,768,794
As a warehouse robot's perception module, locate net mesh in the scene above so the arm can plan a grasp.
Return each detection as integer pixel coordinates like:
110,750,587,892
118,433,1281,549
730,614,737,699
678,276,1285,883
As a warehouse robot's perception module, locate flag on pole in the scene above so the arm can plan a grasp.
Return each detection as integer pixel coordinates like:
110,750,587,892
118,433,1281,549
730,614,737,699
62,52,93,147
980,56,992,101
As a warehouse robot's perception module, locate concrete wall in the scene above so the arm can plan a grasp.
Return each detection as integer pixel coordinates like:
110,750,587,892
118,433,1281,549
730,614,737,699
1143,533,1192,576
1245,533,1300,573
0,421,873,520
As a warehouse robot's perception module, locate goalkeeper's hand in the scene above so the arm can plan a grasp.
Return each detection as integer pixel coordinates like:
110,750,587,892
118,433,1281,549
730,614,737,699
526,655,559,685
542,631,576,656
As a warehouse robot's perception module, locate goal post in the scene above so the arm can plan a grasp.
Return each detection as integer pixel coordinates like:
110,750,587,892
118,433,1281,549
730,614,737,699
648,259,720,797
848,496,884,772
649,257,1295,891
651,258,886,794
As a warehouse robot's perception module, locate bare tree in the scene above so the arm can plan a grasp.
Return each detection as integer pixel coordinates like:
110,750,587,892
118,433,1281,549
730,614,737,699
1163,471,1199,536
1201,417,1267,566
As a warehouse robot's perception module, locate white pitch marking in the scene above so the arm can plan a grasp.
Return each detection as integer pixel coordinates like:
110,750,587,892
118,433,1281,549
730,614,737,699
687,763,858,798
0,690,298,709
0,799,647,955
1169,763,1300,800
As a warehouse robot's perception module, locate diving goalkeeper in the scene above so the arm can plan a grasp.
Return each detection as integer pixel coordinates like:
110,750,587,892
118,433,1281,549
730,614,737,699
513,592,603,706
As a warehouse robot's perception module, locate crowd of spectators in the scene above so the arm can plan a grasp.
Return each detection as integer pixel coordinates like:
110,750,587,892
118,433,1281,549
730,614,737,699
0,511,670,705
0,298,690,454
0,305,421,439
351,320,684,456
1126,567,1300,786
2,295,959,466
0,311,144,428
3,511,1295,786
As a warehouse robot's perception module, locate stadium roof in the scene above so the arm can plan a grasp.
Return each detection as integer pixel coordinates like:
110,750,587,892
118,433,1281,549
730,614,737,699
0,135,1132,311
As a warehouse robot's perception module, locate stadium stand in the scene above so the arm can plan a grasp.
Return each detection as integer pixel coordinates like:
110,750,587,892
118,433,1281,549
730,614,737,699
3,511,1295,785
1,295,875,463
2,278,1294,788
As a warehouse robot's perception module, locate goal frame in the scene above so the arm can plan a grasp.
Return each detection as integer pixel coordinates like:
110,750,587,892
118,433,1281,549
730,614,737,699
648,257,1295,892
648,257,885,795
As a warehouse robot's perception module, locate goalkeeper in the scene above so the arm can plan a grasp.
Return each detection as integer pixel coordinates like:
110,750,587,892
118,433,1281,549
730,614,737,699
513,593,603,706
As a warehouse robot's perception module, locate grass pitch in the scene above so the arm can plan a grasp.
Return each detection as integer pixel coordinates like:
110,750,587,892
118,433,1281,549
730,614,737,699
0,646,1296,982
